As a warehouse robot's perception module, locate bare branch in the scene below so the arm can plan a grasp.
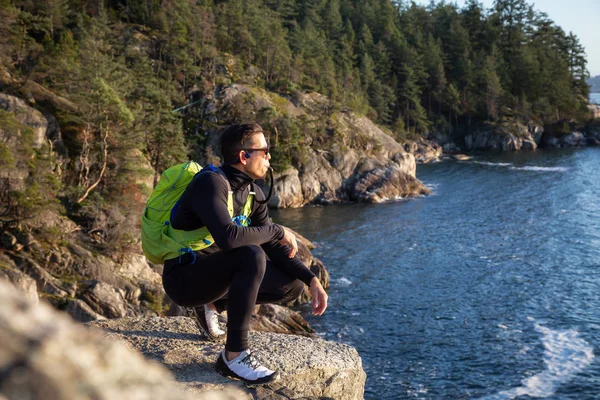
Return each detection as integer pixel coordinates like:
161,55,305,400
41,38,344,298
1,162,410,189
77,127,109,204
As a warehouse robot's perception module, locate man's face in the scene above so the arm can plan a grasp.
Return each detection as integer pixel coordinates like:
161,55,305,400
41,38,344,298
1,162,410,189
240,133,271,180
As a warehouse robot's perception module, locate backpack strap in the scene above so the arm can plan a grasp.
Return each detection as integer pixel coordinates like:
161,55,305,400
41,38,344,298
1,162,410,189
201,164,234,217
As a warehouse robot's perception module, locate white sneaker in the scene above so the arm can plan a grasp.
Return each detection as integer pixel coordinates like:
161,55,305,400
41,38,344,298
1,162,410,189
205,305,226,337
215,349,279,385
186,305,225,341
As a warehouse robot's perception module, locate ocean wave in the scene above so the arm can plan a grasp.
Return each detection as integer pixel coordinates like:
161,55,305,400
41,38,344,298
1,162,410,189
479,322,594,399
472,161,514,167
509,166,569,172
333,277,353,287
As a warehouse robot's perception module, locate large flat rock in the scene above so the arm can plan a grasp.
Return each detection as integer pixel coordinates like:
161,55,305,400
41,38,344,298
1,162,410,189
0,279,243,400
89,316,366,399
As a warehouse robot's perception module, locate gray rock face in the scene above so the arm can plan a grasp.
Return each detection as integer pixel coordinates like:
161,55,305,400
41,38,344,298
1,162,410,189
438,122,543,153
82,280,129,318
542,129,599,148
90,316,366,399
0,280,211,400
12,254,70,298
66,298,107,322
345,159,431,203
0,255,38,304
0,93,48,149
118,253,162,286
251,304,315,337
269,167,304,208
404,139,443,163
562,132,586,146
204,84,428,208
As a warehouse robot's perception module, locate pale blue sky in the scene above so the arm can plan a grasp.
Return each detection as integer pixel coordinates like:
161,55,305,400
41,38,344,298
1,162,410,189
413,0,600,77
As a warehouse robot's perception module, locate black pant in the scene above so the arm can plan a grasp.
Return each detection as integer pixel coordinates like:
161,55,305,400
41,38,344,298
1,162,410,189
162,245,304,352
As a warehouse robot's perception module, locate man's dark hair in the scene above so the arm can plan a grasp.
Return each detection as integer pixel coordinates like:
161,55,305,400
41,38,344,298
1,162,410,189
220,123,264,163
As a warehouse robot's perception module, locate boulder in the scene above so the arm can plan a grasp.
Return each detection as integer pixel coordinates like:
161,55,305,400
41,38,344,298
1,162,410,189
89,316,366,399
0,280,223,400
0,255,38,304
452,154,471,161
268,167,304,208
251,304,316,337
118,253,162,286
300,148,343,204
81,280,129,318
412,139,443,163
66,298,107,322
0,93,48,149
12,253,70,298
346,161,430,203
562,132,586,146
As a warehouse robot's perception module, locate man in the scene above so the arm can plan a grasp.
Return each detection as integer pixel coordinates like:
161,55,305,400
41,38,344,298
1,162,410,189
162,123,328,385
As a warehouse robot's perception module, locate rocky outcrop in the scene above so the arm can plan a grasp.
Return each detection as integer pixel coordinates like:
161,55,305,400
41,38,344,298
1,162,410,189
403,138,443,163
251,304,316,337
462,122,542,152
201,84,429,207
542,128,600,148
0,279,241,400
2,235,165,322
429,119,600,152
90,316,366,399
2,219,328,336
0,93,52,149
345,157,430,202
0,253,38,304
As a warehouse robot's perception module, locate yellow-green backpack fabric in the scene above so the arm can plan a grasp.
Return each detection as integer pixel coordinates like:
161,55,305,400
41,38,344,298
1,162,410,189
141,161,254,264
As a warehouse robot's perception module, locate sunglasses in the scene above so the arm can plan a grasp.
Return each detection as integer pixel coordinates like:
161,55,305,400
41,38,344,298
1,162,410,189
243,147,270,156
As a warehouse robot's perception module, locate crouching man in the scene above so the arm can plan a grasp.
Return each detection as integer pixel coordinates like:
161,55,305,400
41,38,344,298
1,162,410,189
162,123,328,385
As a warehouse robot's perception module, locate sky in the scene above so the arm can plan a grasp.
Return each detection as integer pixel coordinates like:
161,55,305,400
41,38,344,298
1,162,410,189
412,0,600,77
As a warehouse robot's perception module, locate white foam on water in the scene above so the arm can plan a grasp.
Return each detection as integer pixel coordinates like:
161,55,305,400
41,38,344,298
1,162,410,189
334,277,353,287
479,322,595,399
509,166,569,172
472,161,514,167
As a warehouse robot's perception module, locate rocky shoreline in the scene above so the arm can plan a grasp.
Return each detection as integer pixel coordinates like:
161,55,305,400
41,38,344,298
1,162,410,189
401,116,600,166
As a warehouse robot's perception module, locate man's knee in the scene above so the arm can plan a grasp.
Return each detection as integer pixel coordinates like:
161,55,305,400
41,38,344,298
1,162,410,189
234,245,266,274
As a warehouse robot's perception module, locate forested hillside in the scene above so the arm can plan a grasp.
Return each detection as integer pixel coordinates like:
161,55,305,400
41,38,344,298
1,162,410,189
0,0,591,250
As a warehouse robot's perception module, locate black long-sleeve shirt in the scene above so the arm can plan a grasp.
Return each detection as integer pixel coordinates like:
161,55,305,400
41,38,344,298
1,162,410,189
171,165,316,285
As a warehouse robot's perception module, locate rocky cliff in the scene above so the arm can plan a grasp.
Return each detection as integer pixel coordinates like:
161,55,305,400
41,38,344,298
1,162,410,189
90,316,366,399
0,278,365,400
195,85,431,207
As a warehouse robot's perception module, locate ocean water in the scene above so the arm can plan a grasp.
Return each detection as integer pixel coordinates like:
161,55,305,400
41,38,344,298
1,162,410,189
272,148,600,399
590,93,600,104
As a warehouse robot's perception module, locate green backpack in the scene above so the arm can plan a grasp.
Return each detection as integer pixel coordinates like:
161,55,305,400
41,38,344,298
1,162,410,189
141,161,254,264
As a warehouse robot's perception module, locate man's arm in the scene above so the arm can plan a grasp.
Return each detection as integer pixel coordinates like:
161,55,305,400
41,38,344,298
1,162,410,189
251,186,328,315
176,173,284,249
250,186,315,285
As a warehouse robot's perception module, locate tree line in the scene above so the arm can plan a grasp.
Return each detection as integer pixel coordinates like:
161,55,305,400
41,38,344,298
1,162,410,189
0,0,591,249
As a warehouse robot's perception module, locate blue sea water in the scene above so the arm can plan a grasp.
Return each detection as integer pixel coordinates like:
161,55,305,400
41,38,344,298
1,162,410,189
272,148,600,399
590,93,600,104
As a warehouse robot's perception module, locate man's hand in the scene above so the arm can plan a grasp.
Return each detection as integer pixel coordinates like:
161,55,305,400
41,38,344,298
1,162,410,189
309,277,328,316
279,226,298,258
